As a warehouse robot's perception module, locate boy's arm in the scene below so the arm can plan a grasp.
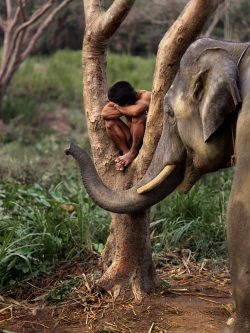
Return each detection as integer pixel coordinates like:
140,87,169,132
116,91,151,117
101,102,123,120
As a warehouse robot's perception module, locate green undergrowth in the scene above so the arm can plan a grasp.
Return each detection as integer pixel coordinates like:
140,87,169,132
2,50,155,124
151,169,233,259
0,164,232,289
0,173,110,288
0,49,233,290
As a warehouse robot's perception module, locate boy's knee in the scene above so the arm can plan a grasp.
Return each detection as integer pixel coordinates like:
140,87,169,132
105,119,116,130
132,115,146,125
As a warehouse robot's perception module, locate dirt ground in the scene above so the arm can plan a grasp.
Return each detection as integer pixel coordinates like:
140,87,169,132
0,254,233,333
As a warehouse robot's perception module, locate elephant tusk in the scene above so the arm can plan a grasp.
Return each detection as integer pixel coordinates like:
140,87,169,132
137,165,176,194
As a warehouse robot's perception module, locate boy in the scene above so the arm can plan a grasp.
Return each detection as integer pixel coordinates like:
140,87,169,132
101,81,151,171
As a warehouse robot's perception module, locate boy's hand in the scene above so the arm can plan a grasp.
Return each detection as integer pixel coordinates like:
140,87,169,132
101,102,122,120
108,102,120,110
114,91,151,117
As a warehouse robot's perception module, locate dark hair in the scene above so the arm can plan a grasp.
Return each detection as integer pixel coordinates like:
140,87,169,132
108,81,137,106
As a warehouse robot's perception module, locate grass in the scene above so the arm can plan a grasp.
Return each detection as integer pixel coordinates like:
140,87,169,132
2,50,155,124
0,166,232,289
0,49,233,290
151,170,233,259
0,174,110,288
107,53,155,91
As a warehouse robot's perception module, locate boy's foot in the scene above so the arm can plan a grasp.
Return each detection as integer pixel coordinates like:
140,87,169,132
115,159,125,171
115,151,137,171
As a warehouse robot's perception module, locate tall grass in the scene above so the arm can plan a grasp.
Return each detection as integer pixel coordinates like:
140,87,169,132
107,53,155,91
3,50,155,123
0,174,110,287
151,170,233,258
0,168,232,288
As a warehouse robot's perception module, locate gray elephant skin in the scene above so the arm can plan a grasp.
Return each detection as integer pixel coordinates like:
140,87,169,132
66,38,250,333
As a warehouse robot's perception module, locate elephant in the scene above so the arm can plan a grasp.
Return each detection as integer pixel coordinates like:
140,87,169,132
66,38,250,333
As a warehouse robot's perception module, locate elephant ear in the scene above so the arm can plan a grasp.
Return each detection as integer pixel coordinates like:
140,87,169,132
193,48,242,142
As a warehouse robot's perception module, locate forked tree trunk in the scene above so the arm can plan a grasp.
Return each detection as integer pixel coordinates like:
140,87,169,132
82,0,223,299
98,211,156,300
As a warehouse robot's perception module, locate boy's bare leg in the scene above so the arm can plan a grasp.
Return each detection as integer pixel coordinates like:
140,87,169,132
115,115,146,170
104,119,132,170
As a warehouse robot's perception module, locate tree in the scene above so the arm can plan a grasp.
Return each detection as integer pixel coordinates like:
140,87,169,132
229,0,250,41
204,2,226,37
0,0,72,115
80,0,223,300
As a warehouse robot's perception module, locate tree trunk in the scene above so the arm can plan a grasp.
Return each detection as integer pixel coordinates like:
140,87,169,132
98,211,157,300
83,7,157,298
82,0,223,299
0,85,6,118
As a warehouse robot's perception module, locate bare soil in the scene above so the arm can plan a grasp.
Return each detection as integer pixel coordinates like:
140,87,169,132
0,253,233,333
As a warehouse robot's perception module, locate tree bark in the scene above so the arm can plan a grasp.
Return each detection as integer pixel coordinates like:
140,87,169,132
82,0,223,299
97,211,157,301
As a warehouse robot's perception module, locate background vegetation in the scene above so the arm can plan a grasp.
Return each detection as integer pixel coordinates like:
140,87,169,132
0,50,233,291
2,0,249,293
1,0,249,56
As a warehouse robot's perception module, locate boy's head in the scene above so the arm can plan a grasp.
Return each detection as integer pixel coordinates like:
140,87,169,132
108,81,137,106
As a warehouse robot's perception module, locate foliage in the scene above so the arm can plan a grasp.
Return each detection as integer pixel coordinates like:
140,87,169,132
0,160,232,289
44,277,83,303
2,50,155,120
0,0,73,117
1,0,249,57
151,170,233,258
0,174,110,288
0,50,232,289
33,1,84,54
2,50,82,122
230,0,250,41
107,53,155,91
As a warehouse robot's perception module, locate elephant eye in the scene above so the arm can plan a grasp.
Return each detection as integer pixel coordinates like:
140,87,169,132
165,105,176,125
165,104,174,116
193,80,204,101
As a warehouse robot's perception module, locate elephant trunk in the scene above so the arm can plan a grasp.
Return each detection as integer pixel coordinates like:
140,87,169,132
65,143,184,214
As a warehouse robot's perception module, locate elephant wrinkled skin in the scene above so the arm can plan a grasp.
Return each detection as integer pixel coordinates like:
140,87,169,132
66,38,250,332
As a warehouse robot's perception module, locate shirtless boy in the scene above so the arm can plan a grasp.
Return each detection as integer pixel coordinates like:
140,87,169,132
101,81,151,171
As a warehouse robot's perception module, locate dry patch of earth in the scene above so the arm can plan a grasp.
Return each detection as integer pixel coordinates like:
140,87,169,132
0,253,232,333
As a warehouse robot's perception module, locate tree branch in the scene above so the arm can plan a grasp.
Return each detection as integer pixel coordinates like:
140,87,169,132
0,16,6,30
101,0,136,38
1,29,25,86
6,0,12,19
7,0,54,61
0,0,54,81
204,2,226,37
15,1,54,35
83,0,104,23
18,0,28,22
84,0,135,41
0,28,12,81
11,7,21,28
20,0,72,62
1,0,72,87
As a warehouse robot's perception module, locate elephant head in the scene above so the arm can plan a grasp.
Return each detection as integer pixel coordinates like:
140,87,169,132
66,38,246,214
